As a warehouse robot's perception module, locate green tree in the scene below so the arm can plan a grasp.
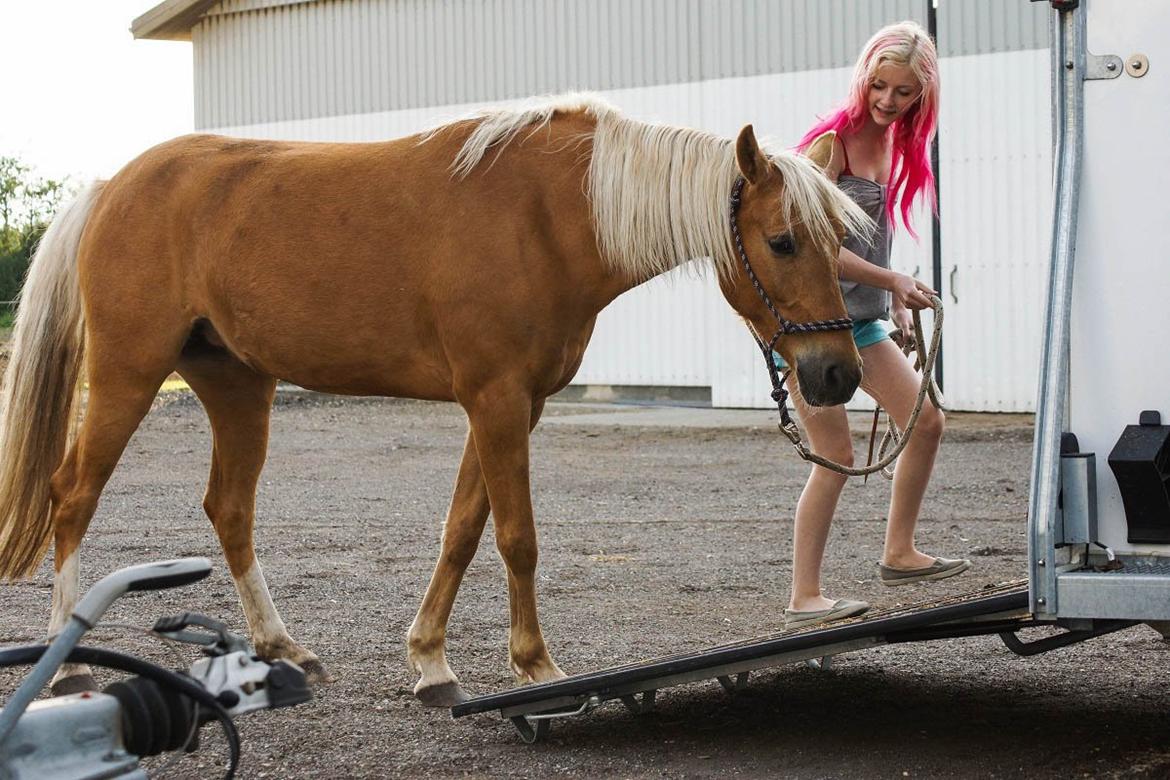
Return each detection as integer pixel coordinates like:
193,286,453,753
0,157,70,322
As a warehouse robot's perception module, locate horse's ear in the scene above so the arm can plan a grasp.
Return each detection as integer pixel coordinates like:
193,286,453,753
735,125,769,184
803,130,838,174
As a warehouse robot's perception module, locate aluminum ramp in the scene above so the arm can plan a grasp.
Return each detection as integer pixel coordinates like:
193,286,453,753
450,581,1133,742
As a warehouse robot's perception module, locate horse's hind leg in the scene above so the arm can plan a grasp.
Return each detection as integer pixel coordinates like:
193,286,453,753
48,357,176,693
177,353,329,683
407,400,548,706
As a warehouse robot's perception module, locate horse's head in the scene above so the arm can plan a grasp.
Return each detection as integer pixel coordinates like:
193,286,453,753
719,126,869,407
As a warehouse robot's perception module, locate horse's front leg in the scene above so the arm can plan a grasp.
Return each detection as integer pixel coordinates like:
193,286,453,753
408,400,550,705
407,430,490,705
465,389,564,685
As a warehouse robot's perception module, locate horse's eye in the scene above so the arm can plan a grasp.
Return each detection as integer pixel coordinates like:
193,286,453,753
768,234,796,255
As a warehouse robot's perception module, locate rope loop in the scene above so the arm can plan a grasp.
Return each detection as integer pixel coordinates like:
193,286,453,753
781,297,946,478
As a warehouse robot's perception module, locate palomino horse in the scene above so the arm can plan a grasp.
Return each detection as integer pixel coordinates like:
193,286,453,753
0,95,868,705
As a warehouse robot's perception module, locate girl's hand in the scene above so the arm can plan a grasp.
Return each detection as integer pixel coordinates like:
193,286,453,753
890,272,936,310
891,306,915,348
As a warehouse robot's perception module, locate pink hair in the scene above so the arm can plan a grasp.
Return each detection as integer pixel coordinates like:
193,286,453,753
796,21,939,239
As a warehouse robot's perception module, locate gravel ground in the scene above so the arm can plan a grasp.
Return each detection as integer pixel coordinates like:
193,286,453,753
2,393,1168,779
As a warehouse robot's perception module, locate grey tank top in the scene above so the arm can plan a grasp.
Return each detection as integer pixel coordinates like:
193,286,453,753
837,175,892,322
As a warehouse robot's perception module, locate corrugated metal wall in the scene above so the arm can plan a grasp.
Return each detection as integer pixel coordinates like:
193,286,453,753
191,0,1053,411
938,48,1051,412
194,0,1046,129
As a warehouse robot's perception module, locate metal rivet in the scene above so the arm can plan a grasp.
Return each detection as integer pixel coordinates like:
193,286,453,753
1037,597,1047,605
1065,60,1074,70
1037,559,1046,566
1106,62,1117,71
1131,60,1144,70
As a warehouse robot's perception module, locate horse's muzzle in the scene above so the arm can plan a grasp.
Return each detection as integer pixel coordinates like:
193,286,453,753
796,358,861,407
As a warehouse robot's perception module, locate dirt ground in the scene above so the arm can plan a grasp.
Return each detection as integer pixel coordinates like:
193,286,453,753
2,392,1168,779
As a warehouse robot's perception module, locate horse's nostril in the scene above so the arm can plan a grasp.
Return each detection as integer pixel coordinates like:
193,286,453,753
824,363,843,391
797,359,860,407
822,361,860,400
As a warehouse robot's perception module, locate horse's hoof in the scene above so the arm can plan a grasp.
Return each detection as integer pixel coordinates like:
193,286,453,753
513,661,567,685
415,681,469,707
51,673,98,696
298,658,334,685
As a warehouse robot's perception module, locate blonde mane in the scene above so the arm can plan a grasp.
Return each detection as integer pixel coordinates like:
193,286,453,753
445,95,872,282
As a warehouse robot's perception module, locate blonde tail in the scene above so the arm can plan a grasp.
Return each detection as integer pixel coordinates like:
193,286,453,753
0,181,104,579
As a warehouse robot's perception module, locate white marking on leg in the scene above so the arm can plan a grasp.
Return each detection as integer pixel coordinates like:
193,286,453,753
235,559,288,643
49,551,79,635
49,551,90,683
407,615,459,692
234,558,291,652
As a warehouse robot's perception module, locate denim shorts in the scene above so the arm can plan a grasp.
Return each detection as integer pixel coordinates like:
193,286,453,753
772,318,890,370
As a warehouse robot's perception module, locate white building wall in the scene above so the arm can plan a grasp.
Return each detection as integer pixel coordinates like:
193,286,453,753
209,49,1050,411
938,48,1052,412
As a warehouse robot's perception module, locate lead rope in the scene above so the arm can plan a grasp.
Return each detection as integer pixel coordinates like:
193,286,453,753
728,177,945,478
779,299,945,478
864,325,938,482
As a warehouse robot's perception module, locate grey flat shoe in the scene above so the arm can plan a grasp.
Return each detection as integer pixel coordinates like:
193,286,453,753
783,598,870,630
879,557,971,586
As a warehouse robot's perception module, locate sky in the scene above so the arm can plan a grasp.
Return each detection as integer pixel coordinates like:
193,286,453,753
0,0,194,184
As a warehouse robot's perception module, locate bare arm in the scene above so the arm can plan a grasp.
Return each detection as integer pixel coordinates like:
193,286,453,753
837,245,935,310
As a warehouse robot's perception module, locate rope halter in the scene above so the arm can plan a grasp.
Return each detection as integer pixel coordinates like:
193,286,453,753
727,175,853,434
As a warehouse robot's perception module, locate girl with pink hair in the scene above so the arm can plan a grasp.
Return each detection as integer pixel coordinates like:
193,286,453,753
782,20,969,630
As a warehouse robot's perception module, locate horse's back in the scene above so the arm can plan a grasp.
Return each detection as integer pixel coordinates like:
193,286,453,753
76,116,603,399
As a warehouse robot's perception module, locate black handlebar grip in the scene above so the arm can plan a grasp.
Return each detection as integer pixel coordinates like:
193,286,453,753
126,562,212,592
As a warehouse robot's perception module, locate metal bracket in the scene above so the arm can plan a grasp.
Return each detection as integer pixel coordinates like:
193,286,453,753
183,652,310,716
1084,51,1124,80
716,672,750,693
619,690,656,714
805,655,835,671
999,620,1135,656
506,695,600,743
509,715,549,744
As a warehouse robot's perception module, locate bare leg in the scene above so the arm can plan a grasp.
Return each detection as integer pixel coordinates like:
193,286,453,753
787,383,855,613
178,354,328,682
857,339,946,568
408,401,546,705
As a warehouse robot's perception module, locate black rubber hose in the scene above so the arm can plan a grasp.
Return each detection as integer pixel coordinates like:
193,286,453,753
104,675,197,756
0,644,240,779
